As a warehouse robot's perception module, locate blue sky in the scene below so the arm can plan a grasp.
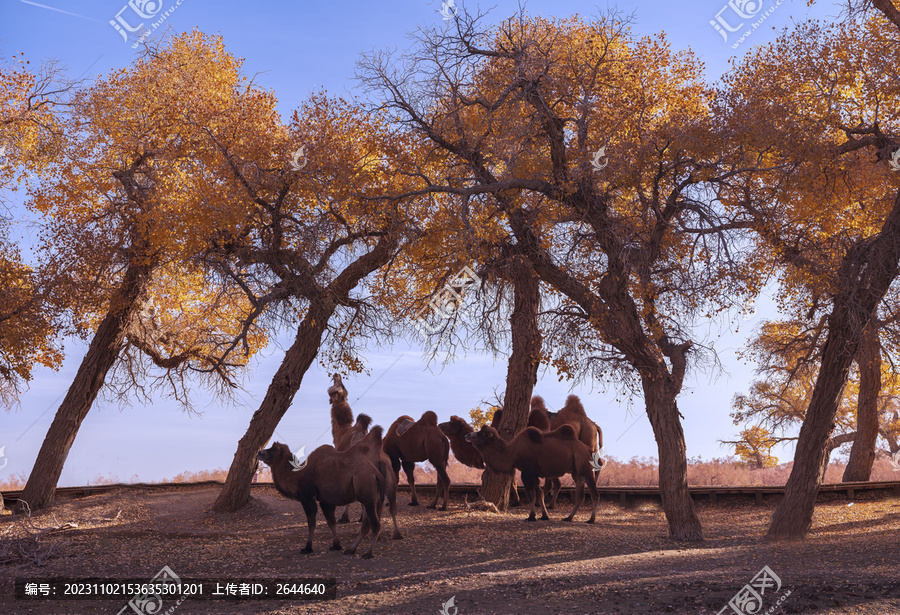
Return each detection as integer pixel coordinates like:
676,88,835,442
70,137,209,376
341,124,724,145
0,0,834,486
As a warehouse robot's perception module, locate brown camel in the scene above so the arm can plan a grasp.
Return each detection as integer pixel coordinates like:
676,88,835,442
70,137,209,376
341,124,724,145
465,424,598,523
529,395,604,508
438,416,484,469
257,437,387,559
347,425,403,540
383,411,451,510
328,373,372,522
441,413,521,505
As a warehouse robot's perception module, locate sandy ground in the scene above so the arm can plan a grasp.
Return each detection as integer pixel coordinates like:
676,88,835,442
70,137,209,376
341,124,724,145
1,484,899,614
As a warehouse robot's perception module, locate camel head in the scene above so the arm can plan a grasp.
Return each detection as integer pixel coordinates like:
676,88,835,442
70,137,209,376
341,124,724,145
439,415,472,437
464,424,501,450
328,373,348,404
257,442,292,467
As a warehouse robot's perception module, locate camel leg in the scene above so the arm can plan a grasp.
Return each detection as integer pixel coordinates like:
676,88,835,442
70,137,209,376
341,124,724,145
564,475,585,522
509,479,520,507
536,480,550,521
354,500,381,559
402,460,419,506
585,472,599,524
430,460,450,511
551,478,562,508
386,481,402,539
346,510,368,555
542,478,557,509
522,474,539,521
338,504,351,524
300,498,318,554
320,502,342,551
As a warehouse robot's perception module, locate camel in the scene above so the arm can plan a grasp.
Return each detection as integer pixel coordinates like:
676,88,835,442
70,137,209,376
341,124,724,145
442,413,520,505
438,415,484,469
328,373,372,522
527,395,604,508
347,425,403,540
465,424,599,523
383,411,451,510
257,437,387,559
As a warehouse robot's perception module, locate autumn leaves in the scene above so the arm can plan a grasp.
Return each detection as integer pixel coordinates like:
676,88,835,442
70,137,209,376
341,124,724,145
2,7,899,543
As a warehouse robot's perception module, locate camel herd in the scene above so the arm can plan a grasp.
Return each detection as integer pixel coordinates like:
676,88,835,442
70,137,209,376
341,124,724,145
256,375,605,558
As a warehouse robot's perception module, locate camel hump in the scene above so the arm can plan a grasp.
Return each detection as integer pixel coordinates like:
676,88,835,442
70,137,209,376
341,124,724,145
524,427,545,443
356,413,373,431
367,425,384,446
552,424,578,440
396,417,415,436
531,395,547,410
490,409,503,428
563,395,587,415
419,410,439,426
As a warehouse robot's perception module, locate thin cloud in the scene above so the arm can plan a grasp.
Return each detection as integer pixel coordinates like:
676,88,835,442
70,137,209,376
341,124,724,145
19,0,101,23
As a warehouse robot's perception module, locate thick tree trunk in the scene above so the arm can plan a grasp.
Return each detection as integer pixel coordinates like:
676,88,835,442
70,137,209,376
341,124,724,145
15,258,155,513
481,257,542,511
768,192,900,540
768,306,861,539
212,302,332,512
843,323,881,482
643,375,703,541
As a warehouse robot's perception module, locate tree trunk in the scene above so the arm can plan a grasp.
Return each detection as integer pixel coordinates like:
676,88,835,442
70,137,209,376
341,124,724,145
768,192,900,540
14,258,155,513
843,323,881,482
480,256,542,510
212,302,333,512
643,374,703,541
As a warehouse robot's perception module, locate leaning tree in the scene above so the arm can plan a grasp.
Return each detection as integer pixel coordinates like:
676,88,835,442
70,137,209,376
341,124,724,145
15,33,268,512
208,94,422,512
716,14,900,539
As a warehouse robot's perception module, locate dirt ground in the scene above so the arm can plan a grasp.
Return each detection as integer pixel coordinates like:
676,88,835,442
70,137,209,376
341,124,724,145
1,484,899,615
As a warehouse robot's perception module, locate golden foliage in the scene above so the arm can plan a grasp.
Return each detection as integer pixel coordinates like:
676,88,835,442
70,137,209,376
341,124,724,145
733,426,780,469
469,405,499,429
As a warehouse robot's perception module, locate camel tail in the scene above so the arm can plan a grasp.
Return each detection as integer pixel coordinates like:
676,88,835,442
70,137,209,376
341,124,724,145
356,413,373,431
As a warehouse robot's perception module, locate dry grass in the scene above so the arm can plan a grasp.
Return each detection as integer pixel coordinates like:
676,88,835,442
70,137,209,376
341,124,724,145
2,456,898,493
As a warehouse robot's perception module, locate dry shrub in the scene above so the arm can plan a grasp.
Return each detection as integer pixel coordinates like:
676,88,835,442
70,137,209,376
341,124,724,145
0,472,28,491
164,468,229,483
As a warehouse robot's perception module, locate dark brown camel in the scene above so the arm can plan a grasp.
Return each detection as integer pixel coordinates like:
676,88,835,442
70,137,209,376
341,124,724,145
441,413,521,505
383,411,451,510
257,437,386,559
347,425,403,540
438,415,484,469
328,373,372,522
465,424,598,523
528,395,604,508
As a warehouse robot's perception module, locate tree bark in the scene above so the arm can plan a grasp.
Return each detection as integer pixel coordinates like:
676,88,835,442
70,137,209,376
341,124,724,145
480,256,542,510
14,258,155,513
211,302,333,512
643,371,703,541
843,323,881,482
768,191,900,540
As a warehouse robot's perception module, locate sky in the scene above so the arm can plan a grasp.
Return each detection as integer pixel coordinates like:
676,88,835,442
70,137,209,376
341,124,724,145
0,0,840,487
